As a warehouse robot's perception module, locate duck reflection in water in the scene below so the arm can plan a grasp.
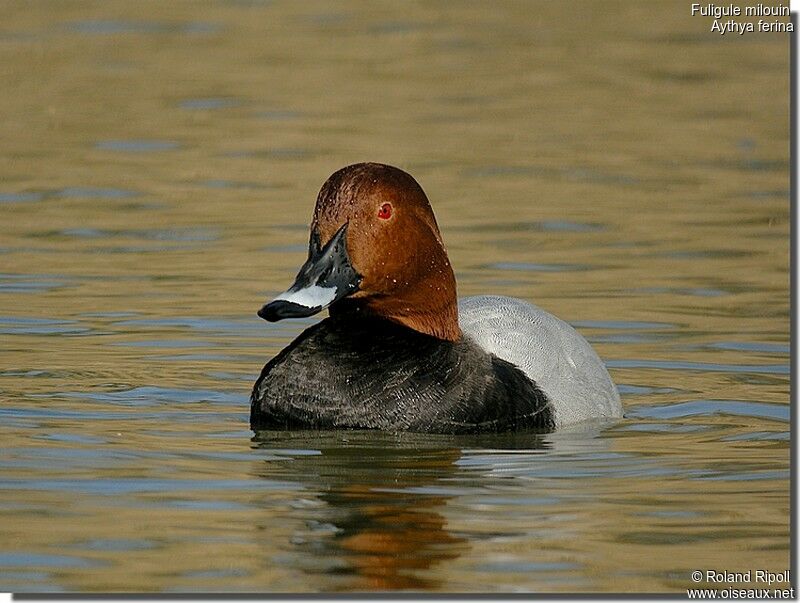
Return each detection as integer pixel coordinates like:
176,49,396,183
251,431,550,590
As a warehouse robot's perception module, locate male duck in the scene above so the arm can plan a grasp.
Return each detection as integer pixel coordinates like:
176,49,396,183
251,163,622,433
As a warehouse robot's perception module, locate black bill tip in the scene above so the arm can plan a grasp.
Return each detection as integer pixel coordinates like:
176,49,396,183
257,300,322,322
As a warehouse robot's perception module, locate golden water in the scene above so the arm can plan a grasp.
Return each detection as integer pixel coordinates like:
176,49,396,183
0,0,790,593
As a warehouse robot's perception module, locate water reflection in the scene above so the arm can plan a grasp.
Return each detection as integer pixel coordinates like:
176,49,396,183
251,431,473,589
250,430,584,590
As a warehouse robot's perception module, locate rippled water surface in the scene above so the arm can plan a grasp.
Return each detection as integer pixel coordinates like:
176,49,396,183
0,0,790,594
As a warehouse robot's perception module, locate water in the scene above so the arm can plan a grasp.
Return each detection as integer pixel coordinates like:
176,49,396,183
0,0,790,594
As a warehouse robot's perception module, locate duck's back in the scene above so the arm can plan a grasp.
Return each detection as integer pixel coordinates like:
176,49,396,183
458,295,622,426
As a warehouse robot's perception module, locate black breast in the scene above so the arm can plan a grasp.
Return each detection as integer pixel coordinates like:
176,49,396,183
250,315,553,434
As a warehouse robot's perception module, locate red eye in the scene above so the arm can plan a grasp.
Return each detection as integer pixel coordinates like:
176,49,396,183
378,203,392,220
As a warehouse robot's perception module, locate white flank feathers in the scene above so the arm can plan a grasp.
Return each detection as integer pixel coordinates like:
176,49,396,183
458,295,622,426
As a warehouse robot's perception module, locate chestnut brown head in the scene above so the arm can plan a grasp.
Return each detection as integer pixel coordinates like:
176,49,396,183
259,163,460,341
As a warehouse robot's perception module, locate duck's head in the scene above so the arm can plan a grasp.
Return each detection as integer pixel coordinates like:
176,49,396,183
259,162,461,342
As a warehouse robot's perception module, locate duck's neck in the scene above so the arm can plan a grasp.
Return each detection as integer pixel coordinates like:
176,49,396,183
387,292,461,342
332,271,462,342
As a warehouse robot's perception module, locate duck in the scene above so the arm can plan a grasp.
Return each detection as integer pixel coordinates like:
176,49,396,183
251,162,622,433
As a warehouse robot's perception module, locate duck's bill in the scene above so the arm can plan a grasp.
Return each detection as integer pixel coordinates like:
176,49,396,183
257,286,336,321
258,222,361,322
